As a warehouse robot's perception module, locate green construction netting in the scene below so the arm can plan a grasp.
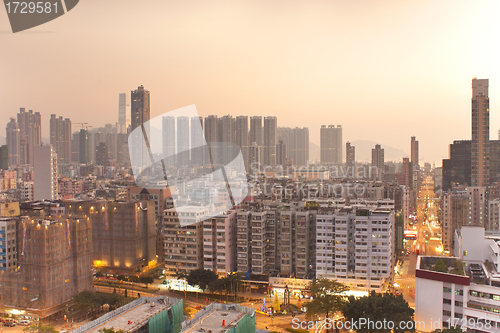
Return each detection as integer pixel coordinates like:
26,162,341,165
148,299,184,333
225,314,256,333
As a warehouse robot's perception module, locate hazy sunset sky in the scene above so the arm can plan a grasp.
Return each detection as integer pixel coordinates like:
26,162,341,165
2,0,500,164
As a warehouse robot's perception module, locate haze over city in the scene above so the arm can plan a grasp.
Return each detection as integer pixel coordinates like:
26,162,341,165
2,0,500,164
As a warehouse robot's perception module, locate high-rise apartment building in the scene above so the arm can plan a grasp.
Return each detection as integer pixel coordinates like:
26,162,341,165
6,118,20,167
131,85,151,132
263,116,277,166
250,116,263,147
162,116,176,168
371,144,384,180
118,93,130,134
346,142,355,169
411,136,419,167
235,116,249,168
163,208,205,277
17,108,41,166
79,129,90,164
131,86,151,168
442,140,472,191
0,146,7,170
95,142,108,166
191,116,204,166
320,125,342,164
402,157,412,187
277,127,309,166
33,145,58,201
202,211,236,276
204,115,218,165
316,207,395,291
471,78,489,187
50,114,72,164
177,116,190,166
489,140,500,184
276,140,287,165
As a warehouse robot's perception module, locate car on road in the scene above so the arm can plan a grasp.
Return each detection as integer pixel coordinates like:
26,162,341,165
162,280,168,284
3,322,15,327
18,320,30,326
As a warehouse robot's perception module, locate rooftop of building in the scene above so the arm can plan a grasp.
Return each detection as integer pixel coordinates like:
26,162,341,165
180,303,254,333
71,297,181,333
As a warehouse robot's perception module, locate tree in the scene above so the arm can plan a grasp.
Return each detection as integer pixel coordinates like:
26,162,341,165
139,276,154,286
434,259,447,273
305,279,349,332
342,291,415,333
23,323,58,333
73,290,100,317
209,278,226,301
186,269,218,291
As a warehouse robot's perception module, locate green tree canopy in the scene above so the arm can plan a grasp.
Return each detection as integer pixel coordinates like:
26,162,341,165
186,268,218,291
342,291,415,333
23,323,58,333
305,278,349,331
434,259,448,273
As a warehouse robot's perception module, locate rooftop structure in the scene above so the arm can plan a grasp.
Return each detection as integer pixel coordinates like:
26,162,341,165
71,297,183,333
180,303,255,333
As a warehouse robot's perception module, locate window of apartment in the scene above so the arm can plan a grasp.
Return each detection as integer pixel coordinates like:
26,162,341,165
443,287,452,293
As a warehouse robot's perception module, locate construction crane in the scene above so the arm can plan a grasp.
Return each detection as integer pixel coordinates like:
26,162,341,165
74,122,93,131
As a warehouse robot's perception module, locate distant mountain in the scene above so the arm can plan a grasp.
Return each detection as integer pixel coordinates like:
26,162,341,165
308,140,408,163
309,142,320,162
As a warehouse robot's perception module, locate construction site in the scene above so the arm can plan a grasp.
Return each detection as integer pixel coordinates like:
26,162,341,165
0,214,92,319
64,200,157,270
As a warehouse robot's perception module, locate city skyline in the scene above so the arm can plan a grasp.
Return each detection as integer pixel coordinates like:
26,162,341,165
2,1,500,163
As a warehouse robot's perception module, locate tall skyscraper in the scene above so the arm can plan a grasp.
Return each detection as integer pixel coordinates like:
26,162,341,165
191,116,204,166
276,140,287,165
50,114,72,164
17,108,41,166
118,93,130,134
235,116,249,167
6,117,20,166
250,116,263,147
371,144,384,180
162,116,176,168
346,142,355,168
320,125,342,164
471,78,489,187
79,129,90,164
0,146,8,170
403,157,412,187
277,127,309,166
131,85,151,169
177,116,190,166
441,140,472,191
411,136,419,167
131,85,151,132
219,115,235,165
33,145,58,200
204,115,218,165
263,116,277,166
95,142,108,166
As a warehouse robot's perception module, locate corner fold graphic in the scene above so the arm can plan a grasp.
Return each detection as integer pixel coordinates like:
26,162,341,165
4,0,79,33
